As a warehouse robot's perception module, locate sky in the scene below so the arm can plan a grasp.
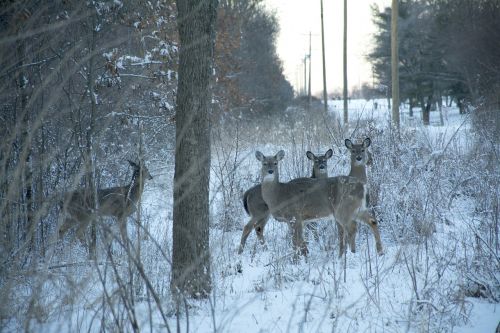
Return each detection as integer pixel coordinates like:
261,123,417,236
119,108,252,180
264,0,391,96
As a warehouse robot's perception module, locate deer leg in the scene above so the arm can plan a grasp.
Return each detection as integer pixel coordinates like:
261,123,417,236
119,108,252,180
357,210,384,255
238,217,257,254
58,219,71,240
346,221,358,253
119,218,129,248
75,222,88,252
101,223,114,255
68,217,87,243
292,220,308,256
254,216,269,246
337,222,345,257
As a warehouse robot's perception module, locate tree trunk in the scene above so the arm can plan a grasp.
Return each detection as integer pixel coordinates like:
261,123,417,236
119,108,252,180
308,31,312,106
423,95,432,126
320,0,328,114
343,0,348,124
391,0,400,128
437,92,444,126
86,9,98,261
172,0,218,299
15,24,36,257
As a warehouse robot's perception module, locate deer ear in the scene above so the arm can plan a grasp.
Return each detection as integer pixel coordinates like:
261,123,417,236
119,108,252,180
325,148,333,159
363,137,371,148
255,151,264,162
306,151,315,160
276,150,285,161
345,139,353,149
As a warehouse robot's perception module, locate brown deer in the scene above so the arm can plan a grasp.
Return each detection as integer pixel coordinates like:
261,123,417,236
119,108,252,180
345,138,372,183
58,160,152,247
255,150,383,257
238,149,333,254
338,137,374,254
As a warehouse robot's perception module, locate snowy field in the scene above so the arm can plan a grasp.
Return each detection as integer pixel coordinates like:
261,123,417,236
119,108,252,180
8,99,499,333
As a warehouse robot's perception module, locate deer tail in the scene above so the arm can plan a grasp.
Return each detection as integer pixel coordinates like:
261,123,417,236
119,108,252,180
243,190,250,216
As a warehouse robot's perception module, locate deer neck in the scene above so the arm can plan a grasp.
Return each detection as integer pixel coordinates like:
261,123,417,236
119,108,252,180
127,172,145,201
311,168,328,179
349,164,367,183
260,172,283,207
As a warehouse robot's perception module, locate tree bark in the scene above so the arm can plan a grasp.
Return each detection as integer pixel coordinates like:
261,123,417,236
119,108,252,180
171,0,218,299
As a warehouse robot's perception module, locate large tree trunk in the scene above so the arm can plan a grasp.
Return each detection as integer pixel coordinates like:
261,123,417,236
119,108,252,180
171,0,218,299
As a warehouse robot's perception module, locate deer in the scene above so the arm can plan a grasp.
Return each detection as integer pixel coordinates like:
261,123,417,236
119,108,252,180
338,137,374,254
255,150,383,258
58,160,153,248
345,138,373,183
238,149,333,254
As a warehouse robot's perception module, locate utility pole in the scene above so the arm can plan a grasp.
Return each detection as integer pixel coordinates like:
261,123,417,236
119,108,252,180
391,0,400,128
308,31,312,105
320,0,328,113
303,55,307,96
343,0,348,124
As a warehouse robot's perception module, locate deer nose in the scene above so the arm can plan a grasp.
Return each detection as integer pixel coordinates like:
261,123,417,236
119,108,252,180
356,156,362,161
319,165,325,169
268,170,274,174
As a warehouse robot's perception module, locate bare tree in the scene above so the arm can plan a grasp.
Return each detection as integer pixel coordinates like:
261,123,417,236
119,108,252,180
171,0,219,299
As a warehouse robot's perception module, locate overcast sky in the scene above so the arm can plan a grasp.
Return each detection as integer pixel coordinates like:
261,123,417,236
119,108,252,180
264,0,391,96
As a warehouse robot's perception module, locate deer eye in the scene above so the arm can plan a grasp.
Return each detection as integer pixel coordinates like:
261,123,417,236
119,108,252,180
273,162,277,166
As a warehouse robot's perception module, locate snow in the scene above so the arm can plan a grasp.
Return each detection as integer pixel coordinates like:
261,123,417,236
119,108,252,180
10,99,499,333
454,300,499,333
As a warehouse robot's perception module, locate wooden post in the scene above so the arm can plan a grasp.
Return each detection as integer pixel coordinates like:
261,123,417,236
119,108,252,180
308,31,312,105
320,0,328,113
343,0,348,124
391,0,400,128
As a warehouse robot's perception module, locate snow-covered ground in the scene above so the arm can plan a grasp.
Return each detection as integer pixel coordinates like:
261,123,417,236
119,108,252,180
11,99,499,333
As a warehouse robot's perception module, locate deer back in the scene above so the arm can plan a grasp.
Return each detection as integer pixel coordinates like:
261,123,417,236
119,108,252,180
96,185,135,219
62,190,94,223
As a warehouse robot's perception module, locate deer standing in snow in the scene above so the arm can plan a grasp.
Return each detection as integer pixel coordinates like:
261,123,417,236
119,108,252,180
339,137,374,254
255,150,383,257
59,160,152,248
238,149,333,254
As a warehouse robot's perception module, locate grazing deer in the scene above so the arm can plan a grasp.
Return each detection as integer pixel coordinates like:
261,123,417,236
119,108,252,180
339,137,374,253
255,150,383,257
58,160,153,247
238,149,333,254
